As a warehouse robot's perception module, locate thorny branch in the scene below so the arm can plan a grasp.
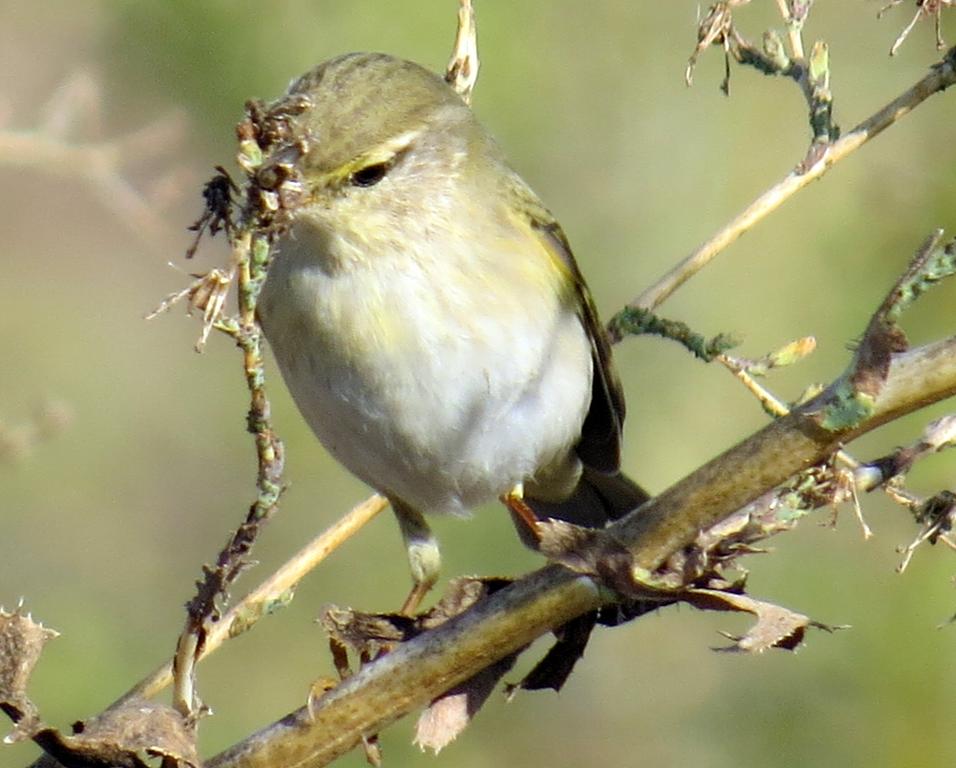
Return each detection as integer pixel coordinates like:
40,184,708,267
168,230,285,720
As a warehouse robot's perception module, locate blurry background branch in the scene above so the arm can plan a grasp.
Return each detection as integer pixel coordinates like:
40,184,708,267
0,400,72,464
0,71,190,247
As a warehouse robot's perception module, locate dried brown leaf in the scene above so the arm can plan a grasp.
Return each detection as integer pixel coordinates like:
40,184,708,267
0,604,58,741
32,698,198,768
510,612,597,694
536,519,639,596
684,588,843,652
414,653,519,754
321,578,517,755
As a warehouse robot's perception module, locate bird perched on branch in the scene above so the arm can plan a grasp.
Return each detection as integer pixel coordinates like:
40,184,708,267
257,53,644,613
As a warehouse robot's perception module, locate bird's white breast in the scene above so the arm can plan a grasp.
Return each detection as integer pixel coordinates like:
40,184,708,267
258,214,592,516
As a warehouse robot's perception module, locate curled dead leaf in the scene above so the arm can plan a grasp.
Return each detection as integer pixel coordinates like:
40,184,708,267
683,588,846,653
0,603,59,742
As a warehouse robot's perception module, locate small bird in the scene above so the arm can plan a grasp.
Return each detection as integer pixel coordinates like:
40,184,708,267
257,53,644,613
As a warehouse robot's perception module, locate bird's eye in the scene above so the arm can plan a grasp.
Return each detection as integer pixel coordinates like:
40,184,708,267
350,162,389,187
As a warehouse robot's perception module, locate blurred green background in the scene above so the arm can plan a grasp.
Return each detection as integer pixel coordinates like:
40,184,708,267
3,2,956,766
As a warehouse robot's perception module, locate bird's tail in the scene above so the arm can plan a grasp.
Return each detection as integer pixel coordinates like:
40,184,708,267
516,467,648,549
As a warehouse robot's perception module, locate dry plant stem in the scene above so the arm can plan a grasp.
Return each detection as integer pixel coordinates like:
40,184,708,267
171,0,480,714
445,0,479,104
207,335,956,768
774,0,806,59
628,48,956,314
112,494,389,708
718,356,860,469
172,631,199,719
172,231,286,719
717,356,878,538
717,355,791,415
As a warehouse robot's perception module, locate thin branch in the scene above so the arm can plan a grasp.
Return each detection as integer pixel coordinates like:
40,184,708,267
445,0,479,104
775,0,809,60
111,494,388,708
169,227,287,719
717,348,874,538
717,336,817,417
620,46,956,317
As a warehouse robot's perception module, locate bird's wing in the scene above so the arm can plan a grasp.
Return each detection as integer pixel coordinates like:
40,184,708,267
508,178,625,474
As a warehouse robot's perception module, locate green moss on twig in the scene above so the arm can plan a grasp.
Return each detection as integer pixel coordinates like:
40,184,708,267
607,306,739,361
